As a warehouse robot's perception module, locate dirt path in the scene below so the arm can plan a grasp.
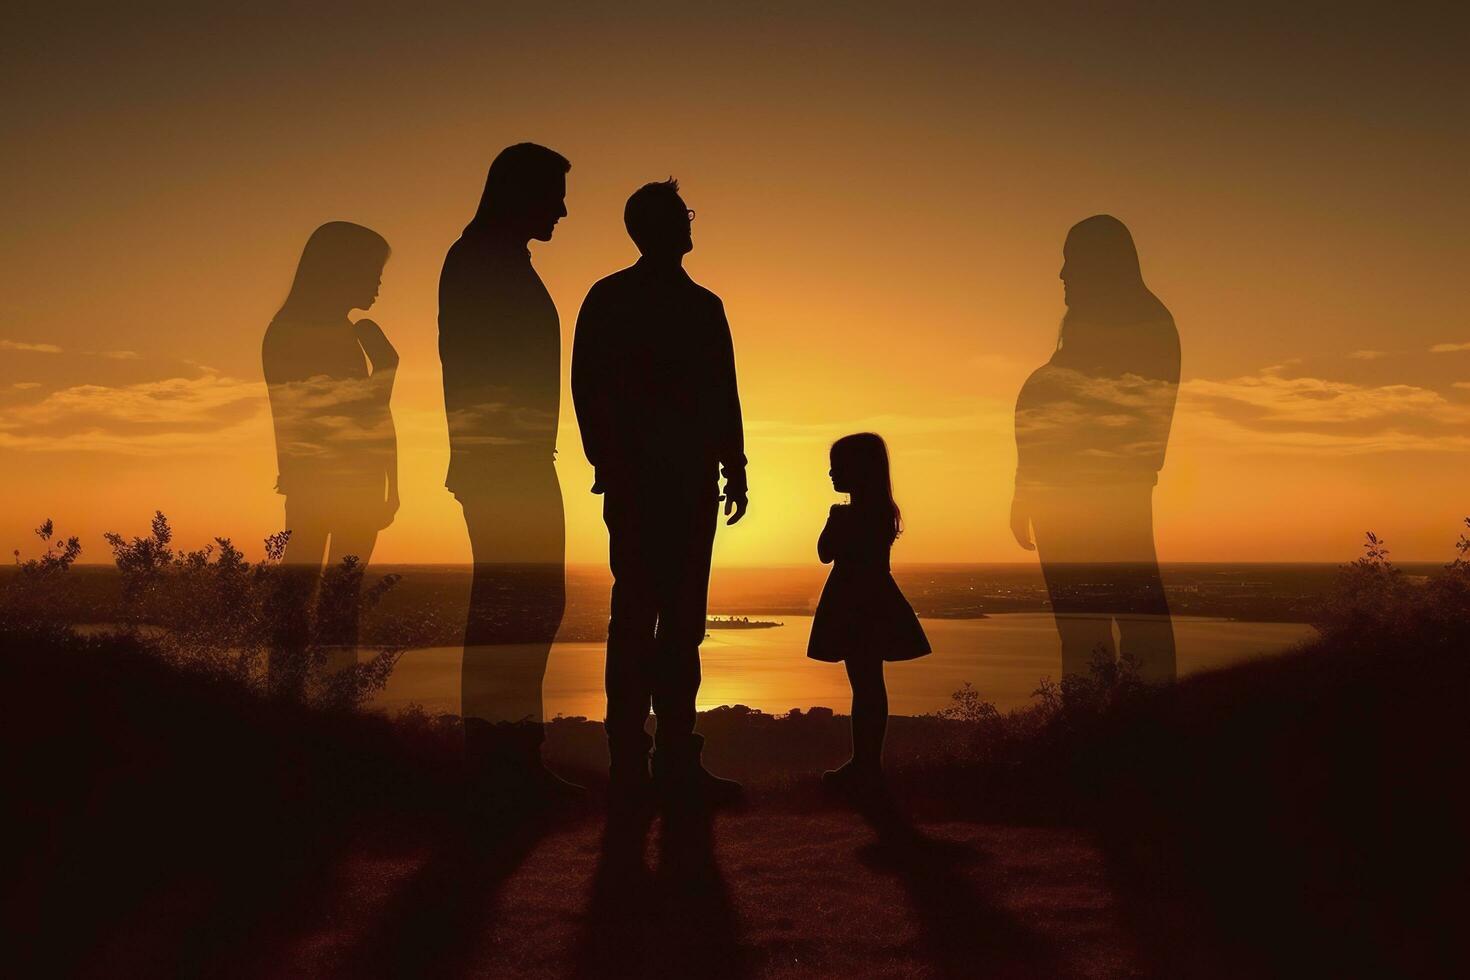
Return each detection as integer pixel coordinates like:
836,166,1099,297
266,804,1141,979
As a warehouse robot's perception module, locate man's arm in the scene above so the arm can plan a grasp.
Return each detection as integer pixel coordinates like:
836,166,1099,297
712,298,748,523
571,283,614,491
439,250,518,461
438,252,479,453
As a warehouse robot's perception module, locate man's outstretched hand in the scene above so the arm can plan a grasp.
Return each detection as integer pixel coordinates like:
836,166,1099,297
723,490,748,525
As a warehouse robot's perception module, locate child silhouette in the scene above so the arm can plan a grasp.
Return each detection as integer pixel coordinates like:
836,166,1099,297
807,433,930,792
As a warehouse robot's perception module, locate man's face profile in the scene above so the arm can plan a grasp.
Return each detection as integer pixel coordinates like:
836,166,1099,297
530,175,568,242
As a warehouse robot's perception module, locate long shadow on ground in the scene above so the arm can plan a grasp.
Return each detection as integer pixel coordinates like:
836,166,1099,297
854,794,1062,980
575,803,748,979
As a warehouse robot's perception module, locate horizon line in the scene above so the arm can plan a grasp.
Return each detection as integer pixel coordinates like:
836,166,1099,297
47,558,1453,569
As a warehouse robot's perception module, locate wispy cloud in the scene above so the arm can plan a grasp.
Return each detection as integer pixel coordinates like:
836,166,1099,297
1429,342,1470,353
1347,349,1387,360
0,339,64,354
1259,359,1302,375
0,372,268,455
10,382,42,391
90,349,141,360
1180,370,1470,454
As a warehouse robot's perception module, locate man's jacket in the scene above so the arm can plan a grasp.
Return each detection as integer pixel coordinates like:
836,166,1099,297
572,260,746,495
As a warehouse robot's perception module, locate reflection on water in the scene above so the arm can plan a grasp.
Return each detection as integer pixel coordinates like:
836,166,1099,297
375,613,1314,719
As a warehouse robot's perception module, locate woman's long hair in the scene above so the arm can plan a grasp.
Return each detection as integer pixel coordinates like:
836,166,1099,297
832,432,903,541
1055,214,1170,353
276,221,390,321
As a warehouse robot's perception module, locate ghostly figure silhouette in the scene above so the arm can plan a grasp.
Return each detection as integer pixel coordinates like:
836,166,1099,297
1011,215,1179,682
263,221,398,688
438,143,579,803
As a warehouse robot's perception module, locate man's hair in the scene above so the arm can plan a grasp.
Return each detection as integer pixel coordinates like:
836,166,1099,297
624,178,682,250
472,143,570,223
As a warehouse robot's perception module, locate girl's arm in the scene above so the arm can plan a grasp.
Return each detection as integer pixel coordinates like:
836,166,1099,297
817,505,843,564
382,407,400,521
354,318,400,395
353,318,400,522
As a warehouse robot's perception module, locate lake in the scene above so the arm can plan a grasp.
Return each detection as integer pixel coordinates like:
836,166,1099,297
374,612,1316,719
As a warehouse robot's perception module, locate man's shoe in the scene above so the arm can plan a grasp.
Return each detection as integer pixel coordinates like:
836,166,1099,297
652,733,743,809
822,760,883,791
465,719,587,819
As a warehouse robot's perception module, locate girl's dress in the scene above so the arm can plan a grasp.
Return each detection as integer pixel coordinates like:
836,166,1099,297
807,504,931,663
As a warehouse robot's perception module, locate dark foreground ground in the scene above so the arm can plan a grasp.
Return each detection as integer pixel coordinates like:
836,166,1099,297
264,812,1129,979
2,629,1464,979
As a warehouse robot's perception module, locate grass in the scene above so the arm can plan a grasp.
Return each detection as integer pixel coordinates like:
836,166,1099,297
2,517,1466,977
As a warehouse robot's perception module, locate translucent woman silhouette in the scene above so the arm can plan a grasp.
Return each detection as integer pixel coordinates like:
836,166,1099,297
1011,215,1179,682
263,221,398,680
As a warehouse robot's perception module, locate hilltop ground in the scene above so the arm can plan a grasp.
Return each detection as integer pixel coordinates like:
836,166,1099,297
4,615,1464,980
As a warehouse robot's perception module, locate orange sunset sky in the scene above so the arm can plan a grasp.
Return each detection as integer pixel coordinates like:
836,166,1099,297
2,3,1466,565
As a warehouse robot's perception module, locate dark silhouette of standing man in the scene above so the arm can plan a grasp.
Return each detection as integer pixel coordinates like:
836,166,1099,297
573,179,747,805
439,143,579,806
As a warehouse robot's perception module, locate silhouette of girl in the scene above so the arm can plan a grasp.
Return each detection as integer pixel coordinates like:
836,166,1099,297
263,222,398,663
1011,215,1179,682
808,433,930,791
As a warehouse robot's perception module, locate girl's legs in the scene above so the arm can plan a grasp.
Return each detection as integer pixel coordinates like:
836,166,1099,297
845,657,888,773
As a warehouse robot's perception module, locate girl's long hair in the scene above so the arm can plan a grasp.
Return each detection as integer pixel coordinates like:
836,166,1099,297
832,432,902,541
276,221,390,320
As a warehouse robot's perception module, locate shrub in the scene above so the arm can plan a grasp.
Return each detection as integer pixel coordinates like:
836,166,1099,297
101,512,416,710
0,520,84,641
1311,519,1470,656
0,511,419,712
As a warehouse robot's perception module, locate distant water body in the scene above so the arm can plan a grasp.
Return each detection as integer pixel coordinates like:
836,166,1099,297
375,612,1315,719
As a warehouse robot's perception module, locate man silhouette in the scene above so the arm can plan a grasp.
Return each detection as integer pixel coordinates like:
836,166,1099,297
572,178,747,805
439,142,578,807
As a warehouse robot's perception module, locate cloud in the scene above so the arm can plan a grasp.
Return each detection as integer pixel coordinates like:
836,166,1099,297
1453,381,1470,391
0,372,268,455
0,342,143,359
1259,359,1302,375
1430,342,1470,353
1347,349,1387,360
1179,370,1470,454
10,382,42,390
0,339,63,354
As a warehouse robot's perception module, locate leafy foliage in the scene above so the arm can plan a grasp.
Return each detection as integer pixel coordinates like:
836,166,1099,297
0,520,85,640
933,517,1470,774
3,511,423,712
1311,519,1470,656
